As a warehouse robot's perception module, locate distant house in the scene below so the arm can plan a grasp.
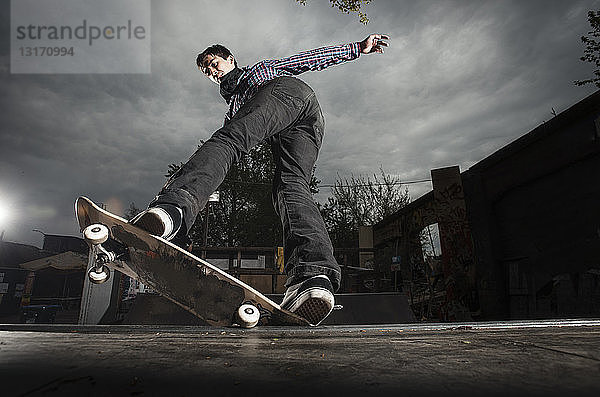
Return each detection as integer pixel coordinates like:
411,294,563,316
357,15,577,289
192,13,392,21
0,235,87,322
375,90,600,321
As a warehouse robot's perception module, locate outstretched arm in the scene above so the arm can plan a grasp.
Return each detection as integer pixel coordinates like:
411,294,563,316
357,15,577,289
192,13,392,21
270,34,389,75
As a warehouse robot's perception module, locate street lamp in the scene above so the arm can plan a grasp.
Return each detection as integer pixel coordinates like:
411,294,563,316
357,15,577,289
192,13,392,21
202,192,220,258
32,229,46,247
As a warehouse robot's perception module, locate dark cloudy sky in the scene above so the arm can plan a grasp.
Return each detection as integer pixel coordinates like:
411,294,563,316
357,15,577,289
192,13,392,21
1,0,599,247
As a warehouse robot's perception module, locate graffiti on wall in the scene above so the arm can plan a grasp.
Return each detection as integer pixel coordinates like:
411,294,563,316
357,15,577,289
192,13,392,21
431,167,478,321
372,166,478,321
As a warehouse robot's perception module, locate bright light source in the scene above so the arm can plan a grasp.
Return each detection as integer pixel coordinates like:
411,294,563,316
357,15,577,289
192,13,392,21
0,204,7,225
0,197,12,228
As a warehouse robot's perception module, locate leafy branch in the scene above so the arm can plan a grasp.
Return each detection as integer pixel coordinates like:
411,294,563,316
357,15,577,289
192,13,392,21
296,0,372,24
575,10,600,88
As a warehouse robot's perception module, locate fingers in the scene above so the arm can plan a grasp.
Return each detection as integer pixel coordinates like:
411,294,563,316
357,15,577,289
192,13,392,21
360,34,390,54
364,34,390,43
370,34,390,41
371,34,390,54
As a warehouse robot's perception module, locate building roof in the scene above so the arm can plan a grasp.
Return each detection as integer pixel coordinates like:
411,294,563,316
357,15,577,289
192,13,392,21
467,90,600,174
0,241,48,267
19,251,88,271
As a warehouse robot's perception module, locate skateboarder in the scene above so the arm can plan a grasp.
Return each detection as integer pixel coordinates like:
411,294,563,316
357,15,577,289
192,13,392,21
131,34,389,325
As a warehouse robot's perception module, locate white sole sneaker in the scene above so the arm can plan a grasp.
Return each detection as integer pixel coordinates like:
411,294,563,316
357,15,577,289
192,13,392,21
281,275,335,326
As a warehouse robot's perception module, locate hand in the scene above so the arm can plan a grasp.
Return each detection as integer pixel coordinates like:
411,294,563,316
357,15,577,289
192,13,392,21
359,34,389,54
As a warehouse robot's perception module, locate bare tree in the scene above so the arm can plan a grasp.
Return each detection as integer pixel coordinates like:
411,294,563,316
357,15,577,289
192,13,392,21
320,167,410,247
123,202,141,221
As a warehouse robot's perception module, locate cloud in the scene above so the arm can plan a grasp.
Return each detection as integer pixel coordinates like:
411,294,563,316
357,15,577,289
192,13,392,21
1,0,599,245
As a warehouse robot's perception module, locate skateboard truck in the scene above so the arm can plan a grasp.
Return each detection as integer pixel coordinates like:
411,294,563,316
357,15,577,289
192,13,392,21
83,224,116,284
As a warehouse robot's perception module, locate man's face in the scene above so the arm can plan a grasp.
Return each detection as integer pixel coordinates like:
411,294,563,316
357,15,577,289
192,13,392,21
200,54,235,84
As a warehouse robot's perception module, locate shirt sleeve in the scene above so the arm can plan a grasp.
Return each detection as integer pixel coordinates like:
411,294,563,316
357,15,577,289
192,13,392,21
267,42,361,75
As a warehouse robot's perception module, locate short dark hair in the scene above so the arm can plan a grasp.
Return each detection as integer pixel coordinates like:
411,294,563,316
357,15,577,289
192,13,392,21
196,44,237,69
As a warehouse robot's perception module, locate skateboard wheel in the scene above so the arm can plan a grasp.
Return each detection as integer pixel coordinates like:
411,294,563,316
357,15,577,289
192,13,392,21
83,224,109,245
237,304,260,328
88,265,110,284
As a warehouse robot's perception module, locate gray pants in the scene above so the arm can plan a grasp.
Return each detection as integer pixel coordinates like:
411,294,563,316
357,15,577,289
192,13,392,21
151,77,341,290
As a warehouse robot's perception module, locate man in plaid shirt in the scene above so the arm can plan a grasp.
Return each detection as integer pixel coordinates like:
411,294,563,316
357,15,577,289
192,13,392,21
132,34,389,325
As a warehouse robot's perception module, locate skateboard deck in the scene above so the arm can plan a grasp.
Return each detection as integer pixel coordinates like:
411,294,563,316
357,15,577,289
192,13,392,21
75,196,309,327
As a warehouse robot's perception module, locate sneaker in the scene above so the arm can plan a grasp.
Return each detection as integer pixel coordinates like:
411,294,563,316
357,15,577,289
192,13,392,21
281,275,335,326
130,203,183,241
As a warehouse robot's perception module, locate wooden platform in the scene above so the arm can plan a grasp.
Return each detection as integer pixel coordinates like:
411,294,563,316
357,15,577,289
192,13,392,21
1,319,599,396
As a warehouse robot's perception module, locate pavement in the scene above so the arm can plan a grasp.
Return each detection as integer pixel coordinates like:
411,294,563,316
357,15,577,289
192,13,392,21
1,319,600,397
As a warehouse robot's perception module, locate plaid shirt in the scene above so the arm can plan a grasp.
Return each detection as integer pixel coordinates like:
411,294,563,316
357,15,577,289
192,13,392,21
224,42,361,124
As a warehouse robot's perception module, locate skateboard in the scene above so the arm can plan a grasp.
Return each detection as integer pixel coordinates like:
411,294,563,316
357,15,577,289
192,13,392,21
75,196,309,327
